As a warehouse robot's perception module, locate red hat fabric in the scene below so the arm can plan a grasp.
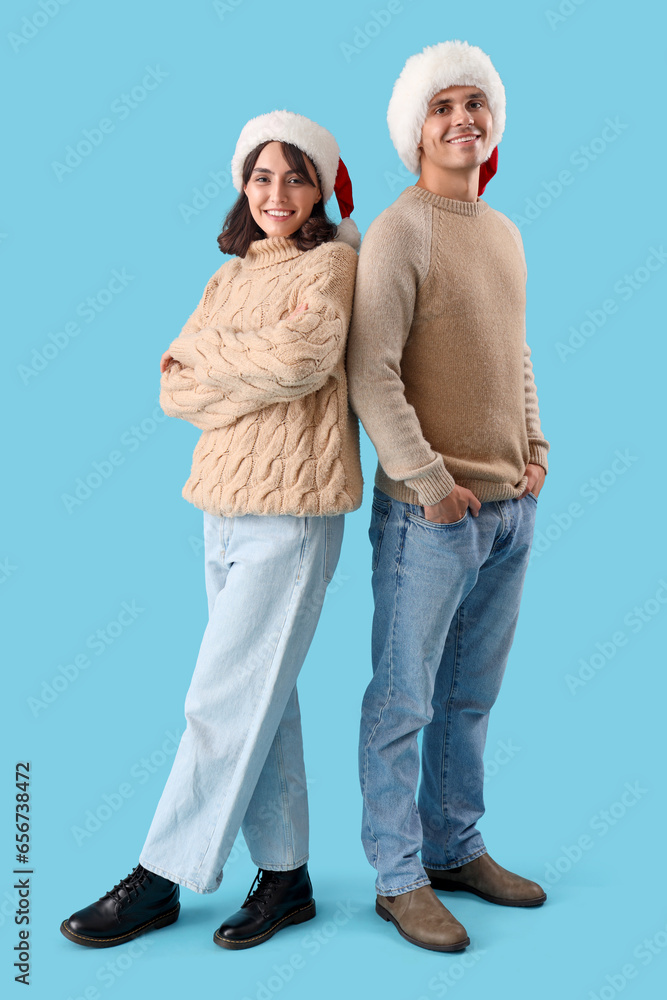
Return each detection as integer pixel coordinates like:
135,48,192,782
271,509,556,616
478,146,498,195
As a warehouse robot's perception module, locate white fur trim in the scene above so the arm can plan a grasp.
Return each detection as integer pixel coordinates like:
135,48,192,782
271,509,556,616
232,110,340,202
335,217,361,249
387,40,506,175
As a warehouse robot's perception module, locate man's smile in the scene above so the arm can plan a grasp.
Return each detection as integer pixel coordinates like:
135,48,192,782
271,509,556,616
446,133,481,145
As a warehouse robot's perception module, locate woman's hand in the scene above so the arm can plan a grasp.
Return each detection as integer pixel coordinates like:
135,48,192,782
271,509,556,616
160,350,174,373
285,302,308,322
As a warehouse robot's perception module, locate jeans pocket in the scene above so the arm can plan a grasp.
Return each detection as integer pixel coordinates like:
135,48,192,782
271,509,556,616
527,491,539,503
369,497,391,572
406,507,469,529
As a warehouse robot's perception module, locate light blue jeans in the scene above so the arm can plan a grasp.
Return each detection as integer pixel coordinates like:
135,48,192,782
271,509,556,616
140,509,344,893
359,486,538,896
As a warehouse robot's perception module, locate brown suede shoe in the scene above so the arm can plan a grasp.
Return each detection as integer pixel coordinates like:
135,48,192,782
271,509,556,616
375,885,470,952
424,854,546,907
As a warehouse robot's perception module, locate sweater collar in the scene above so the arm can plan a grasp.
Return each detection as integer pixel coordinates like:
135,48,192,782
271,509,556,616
243,235,305,268
404,184,489,217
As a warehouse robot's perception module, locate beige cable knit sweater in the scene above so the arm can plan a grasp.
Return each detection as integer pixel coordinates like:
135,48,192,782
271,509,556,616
346,185,550,506
160,235,363,517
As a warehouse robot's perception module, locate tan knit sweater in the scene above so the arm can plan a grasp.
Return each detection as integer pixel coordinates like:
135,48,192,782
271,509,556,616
346,185,550,506
160,236,363,517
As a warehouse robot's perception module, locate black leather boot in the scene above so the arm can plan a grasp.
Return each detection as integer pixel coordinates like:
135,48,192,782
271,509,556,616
214,864,315,949
60,864,180,947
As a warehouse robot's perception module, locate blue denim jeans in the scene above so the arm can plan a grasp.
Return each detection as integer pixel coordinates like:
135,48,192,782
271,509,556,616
140,510,344,893
359,486,537,896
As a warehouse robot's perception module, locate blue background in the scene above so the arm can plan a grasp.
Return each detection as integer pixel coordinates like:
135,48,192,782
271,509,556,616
3,0,666,998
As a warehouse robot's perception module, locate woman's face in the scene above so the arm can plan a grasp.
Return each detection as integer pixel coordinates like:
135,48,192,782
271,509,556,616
244,141,322,238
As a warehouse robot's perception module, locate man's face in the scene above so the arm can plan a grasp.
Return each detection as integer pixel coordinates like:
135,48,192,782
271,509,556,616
418,85,493,174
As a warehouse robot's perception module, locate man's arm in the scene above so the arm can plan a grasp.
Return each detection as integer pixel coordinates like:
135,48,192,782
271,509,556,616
523,340,550,474
496,213,550,477
346,212,456,506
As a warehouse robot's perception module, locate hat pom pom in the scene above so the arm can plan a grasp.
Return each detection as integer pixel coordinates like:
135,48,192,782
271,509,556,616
335,217,361,249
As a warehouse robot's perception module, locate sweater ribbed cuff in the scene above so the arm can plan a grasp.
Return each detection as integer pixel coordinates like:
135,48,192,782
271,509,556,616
405,460,456,506
528,442,549,475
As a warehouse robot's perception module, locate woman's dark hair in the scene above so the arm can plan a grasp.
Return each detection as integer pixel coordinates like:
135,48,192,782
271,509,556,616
217,141,338,257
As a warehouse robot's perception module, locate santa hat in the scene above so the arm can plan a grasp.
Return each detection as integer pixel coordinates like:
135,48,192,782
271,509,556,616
387,40,506,195
231,109,360,248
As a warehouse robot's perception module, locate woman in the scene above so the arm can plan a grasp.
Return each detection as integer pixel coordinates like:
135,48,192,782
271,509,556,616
60,110,363,951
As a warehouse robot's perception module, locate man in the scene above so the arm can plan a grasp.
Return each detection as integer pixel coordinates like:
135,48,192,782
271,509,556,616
346,40,550,953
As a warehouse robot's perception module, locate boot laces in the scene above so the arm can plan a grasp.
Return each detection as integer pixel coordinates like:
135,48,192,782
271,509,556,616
106,865,152,905
242,870,283,913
